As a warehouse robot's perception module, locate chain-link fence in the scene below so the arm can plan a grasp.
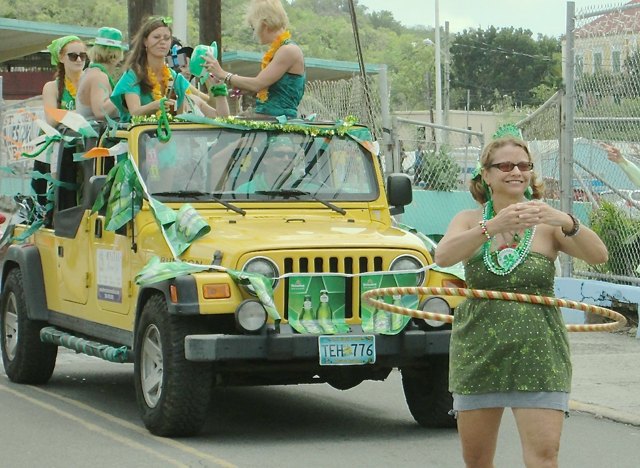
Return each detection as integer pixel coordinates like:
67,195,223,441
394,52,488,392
517,2,640,284
300,75,382,141
569,2,640,284
391,118,484,239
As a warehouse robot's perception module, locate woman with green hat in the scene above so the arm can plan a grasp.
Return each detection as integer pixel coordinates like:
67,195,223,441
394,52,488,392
77,27,127,121
111,17,228,122
42,35,87,126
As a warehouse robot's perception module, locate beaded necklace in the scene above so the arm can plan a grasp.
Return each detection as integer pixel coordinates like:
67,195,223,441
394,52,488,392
257,30,291,102
482,200,536,275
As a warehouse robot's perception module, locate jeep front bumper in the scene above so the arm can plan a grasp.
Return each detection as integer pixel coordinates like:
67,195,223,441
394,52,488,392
184,329,450,362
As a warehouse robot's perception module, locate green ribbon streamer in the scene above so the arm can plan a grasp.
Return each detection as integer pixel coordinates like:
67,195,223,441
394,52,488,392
91,159,143,231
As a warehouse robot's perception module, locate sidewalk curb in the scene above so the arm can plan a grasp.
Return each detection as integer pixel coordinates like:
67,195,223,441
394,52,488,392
570,400,640,427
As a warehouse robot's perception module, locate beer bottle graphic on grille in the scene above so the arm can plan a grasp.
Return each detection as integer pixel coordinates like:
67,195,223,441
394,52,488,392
300,294,322,333
373,297,391,333
317,289,337,333
390,294,405,331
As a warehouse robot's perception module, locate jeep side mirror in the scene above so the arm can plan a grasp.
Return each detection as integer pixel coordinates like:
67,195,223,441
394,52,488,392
88,175,107,208
387,173,413,216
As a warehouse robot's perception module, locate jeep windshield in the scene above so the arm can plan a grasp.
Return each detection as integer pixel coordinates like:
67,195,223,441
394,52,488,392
137,127,379,203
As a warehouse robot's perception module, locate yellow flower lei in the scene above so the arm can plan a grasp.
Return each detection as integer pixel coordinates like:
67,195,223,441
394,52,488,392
147,65,171,101
64,76,77,99
257,30,291,102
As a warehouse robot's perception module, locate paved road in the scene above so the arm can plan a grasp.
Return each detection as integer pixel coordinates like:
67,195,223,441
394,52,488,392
1,331,640,467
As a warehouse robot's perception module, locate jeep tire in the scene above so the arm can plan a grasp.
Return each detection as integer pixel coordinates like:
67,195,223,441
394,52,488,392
401,357,456,429
1,268,57,384
134,295,212,437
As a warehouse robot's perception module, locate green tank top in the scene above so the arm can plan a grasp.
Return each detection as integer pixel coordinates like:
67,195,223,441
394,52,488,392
255,39,305,118
58,78,76,111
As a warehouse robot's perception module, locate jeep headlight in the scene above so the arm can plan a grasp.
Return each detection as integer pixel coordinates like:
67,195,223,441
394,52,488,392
417,296,451,329
389,254,426,286
241,256,280,295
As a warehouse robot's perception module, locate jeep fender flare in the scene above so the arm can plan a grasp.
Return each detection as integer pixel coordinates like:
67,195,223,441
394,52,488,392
2,244,50,321
135,275,200,329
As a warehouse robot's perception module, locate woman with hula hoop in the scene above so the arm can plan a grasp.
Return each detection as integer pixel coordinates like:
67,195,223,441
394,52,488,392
435,126,608,468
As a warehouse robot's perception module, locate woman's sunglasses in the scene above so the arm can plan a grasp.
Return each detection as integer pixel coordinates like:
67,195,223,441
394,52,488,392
489,162,534,172
67,52,88,62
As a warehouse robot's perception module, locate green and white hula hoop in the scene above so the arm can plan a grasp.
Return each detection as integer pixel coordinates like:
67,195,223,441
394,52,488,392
361,286,627,332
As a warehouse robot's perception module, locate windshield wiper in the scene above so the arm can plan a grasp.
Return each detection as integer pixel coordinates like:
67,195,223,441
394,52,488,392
151,191,246,216
255,189,346,215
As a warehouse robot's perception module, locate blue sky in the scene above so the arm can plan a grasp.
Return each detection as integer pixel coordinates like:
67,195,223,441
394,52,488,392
358,0,620,38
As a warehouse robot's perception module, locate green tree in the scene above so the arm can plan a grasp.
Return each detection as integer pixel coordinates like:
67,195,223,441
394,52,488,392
451,27,561,110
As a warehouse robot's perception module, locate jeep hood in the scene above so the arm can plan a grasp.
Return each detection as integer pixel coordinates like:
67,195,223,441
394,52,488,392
181,216,427,260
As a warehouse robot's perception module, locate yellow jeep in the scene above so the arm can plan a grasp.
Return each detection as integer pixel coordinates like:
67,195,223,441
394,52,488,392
0,117,463,437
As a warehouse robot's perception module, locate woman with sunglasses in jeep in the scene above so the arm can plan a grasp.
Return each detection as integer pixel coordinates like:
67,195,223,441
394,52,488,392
435,131,607,468
111,17,228,122
42,36,87,126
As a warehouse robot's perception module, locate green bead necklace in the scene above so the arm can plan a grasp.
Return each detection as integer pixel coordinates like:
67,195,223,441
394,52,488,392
482,200,536,275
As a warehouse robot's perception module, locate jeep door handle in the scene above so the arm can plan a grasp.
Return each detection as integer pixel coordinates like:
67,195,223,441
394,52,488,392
95,217,103,239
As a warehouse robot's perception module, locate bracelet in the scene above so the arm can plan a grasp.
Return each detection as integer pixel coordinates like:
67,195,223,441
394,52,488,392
224,72,234,85
562,213,581,237
478,220,492,240
209,83,229,97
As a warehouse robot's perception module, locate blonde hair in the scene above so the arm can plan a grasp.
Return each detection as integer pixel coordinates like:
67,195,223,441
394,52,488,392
469,136,545,204
88,45,124,66
246,0,289,39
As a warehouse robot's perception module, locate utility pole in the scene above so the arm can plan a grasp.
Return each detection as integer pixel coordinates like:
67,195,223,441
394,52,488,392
426,71,435,147
444,21,450,129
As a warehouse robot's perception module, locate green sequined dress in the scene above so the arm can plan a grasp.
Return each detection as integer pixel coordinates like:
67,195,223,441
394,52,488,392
449,252,571,395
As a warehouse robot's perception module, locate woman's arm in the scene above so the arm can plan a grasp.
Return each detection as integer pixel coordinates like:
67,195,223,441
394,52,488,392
89,74,117,119
205,44,302,93
521,201,608,265
42,81,60,126
434,210,484,267
601,142,640,187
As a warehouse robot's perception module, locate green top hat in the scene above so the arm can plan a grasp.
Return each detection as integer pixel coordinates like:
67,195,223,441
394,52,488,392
90,27,128,50
189,42,218,85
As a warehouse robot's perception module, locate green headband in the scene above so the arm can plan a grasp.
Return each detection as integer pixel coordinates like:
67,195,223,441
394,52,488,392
47,35,82,65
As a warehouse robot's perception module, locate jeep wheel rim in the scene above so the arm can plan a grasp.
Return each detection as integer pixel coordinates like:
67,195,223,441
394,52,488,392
3,293,18,361
140,324,163,408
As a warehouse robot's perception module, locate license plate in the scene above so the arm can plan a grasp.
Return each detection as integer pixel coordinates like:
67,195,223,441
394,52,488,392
318,335,376,366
